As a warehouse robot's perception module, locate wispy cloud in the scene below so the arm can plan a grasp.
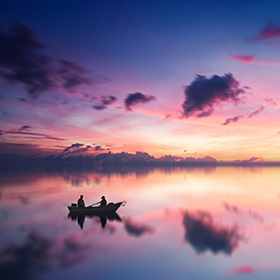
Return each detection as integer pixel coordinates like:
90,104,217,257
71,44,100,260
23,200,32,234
182,73,245,118
248,106,264,118
222,115,243,126
231,265,254,275
222,106,264,126
247,20,280,42
229,54,256,63
92,95,117,110
3,127,66,141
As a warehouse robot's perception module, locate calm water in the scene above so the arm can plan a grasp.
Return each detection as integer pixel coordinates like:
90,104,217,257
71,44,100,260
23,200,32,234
1,166,280,280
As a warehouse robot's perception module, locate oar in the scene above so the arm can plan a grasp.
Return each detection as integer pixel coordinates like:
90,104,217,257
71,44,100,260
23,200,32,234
89,202,99,207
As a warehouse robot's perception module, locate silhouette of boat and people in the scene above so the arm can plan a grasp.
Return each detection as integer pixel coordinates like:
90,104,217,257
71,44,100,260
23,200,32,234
68,195,125,229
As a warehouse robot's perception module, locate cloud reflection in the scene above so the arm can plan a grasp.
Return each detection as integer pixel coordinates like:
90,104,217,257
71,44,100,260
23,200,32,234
124,218,154,237
182,210,242,255
0,230,91,280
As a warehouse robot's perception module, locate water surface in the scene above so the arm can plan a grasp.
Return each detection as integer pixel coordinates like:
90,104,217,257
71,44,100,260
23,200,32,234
1,166,280,280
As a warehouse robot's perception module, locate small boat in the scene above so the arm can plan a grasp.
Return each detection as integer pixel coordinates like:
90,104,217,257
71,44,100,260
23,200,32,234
67,201,126,214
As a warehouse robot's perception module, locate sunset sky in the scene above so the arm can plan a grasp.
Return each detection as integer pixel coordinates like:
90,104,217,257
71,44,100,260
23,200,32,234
1,0,280,161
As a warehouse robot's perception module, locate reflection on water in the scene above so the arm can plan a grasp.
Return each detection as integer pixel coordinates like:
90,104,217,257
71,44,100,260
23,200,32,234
68,212,122,229
1,166,280,279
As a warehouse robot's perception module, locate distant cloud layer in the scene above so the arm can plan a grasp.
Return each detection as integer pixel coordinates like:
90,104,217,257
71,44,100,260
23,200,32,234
182,73,245,118
124,92,156,111
182,210,242,255
0,21,92,98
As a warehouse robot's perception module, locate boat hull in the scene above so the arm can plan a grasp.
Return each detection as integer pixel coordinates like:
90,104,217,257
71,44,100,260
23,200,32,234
67,202,123,214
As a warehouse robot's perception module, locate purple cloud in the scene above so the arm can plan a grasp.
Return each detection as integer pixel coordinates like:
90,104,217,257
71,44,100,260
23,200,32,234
0,21,93,98
248,106,264,118
62,143,84,153
182,73,245,118
222,106,264,126
92,95,117,110
222,115,243,126
19,125,32,131
124,92,156,111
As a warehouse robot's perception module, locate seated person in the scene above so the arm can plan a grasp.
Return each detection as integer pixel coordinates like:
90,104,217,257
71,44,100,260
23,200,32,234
98,196,107,207
77,195,85,208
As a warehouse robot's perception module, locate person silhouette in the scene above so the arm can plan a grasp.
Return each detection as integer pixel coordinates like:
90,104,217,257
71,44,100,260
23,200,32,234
77,195,85,208
97,196,107,207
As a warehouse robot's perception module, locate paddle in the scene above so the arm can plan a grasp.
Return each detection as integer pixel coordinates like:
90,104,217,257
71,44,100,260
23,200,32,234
89,202,100,207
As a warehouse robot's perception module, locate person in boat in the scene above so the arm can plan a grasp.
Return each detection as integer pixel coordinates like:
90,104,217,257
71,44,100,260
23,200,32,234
97,196,107,207
77,195,85,208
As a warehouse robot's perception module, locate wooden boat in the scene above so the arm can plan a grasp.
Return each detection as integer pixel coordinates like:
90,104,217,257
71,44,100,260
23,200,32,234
67,201,126,214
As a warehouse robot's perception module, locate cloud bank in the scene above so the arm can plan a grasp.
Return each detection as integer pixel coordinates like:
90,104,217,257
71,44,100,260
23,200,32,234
182,73,245,118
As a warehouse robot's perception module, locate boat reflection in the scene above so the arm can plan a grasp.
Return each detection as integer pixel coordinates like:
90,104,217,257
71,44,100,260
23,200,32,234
68,211,122,229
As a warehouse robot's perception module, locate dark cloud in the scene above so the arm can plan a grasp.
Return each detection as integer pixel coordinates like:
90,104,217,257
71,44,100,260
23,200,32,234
222,115,243,125
94,145,104,151
19,125,32,131
182,73,245,118
0,21,93,98
57,59,91,91
183,210,242,255
93,96,116,110
248,106,264,118
124,218,154,237
91,95,117,110
124,92,156,111
247,20,280,42
62,143,84,153
0,230,91,280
